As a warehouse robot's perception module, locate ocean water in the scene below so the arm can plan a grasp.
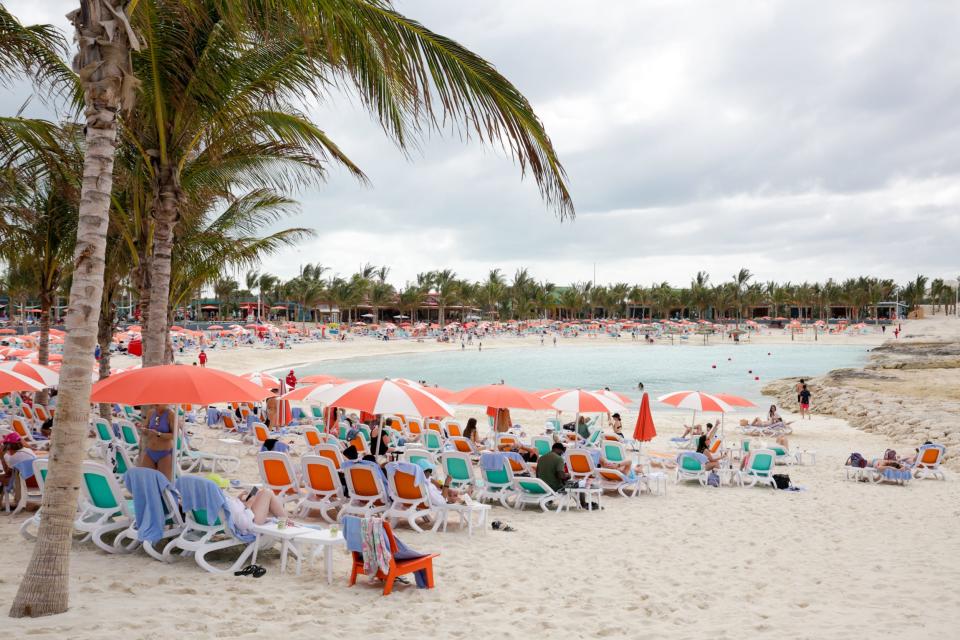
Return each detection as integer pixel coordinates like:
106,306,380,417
295,343,869,406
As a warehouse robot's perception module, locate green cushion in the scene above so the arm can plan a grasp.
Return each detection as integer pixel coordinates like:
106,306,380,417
518,480,546,494
446,458,470,481
534,441,551,456
84,472,118,509
604,445,624,462
681,456,703,471
95,421,113,442
485,467,508,484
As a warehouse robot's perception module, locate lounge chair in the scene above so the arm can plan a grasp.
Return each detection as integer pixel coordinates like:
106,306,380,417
401,448,437,468
444,420,463,437
89,416,118,458
162,475,259,573
75,461,136,553
113,467,185,560
115,419,140,456
179,436,240,474
422,430,444,454
598,441,644,497
448,436,479,455
441,451,476,490
314,443,345,471
909,444,946,480
512,477,565,512
675,452,709,485
476,453,517,508
564,448,599,484
340,461,391,519
532,435,553,457
345,516,438,596
298,455,346,523
257,451,303,509
741,449,778,488
309,405,324,421
5,456,43,516
405,418,423,440
18,458,49,541
384,462,435,533
303,428,336,452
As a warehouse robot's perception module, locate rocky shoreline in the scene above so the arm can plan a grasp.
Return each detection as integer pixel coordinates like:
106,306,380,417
763,330,960,468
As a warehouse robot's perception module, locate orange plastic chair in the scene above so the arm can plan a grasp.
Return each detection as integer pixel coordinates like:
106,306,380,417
257,451,301,506
348,520,438,595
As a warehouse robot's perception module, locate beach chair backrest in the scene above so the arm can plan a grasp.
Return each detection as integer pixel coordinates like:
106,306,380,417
118,421,138,446
81,461,124,512
93,417,114,443
22,405,35,421
566,449,595,474
391,468,427,501
112,446,133,476
450,436,474,454
240,407,251,420
482,458,514,487
35,406,50,422
443,452,473,484
123,405,137,420
709,438,723,455
425,419,442,434
679,452,704,471
586,429,603,446
11,417,29,439
499,434,518,448
346,465,383,499
403,449,436,468
749,450,775,475
445,421,463,437
258,451,297,494
315,444,343,469
223,414,238,431
32,458,49,493
516,477,549,495
301,455,341,494
919,445,944,466
406,419,422,435
603,441,626,463
349,432,369,455
423,430,442,452
532,436,552,457
304,429,321,448
253,423,269,444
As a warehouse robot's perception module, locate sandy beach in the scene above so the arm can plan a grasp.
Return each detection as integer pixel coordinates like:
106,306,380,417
3,319,958,639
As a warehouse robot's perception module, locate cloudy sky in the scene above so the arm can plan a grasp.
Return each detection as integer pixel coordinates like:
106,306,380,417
5,1,960,289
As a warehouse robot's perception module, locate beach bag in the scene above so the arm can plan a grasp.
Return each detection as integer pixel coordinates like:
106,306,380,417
773,474,791,490
706,471,720,487
848,453,867,468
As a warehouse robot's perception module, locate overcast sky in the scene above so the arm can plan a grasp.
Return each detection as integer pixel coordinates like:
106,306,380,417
5,1,960,289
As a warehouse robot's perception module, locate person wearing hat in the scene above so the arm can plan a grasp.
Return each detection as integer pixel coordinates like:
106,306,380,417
1,432,37,486
414,458,463,506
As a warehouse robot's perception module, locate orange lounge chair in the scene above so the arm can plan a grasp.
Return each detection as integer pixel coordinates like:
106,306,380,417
257,451,303,508
348,519,438,595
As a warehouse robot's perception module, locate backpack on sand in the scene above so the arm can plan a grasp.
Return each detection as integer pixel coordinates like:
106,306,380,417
773,474,791,490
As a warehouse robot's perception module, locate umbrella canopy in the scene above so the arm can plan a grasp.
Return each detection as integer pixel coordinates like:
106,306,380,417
712,393,756,408
450,384,553,411
299,374,347,386
394,379,458,403
91,365,272,404
633,392,657,442
207,325,224,330
595,389,634,405
0,361,59,387
243,371,282,389
0,328,16,335
540,389,627,414
282,382,338,402
305,379,453,417
657,390,733,412
0,369,47,393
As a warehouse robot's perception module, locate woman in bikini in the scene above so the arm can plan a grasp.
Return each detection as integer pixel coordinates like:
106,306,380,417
139,403,177,480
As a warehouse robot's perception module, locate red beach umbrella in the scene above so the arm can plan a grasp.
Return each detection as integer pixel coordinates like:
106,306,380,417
0,368,46,393
633,392,657,442
91,364,272,404
450,384,553,411
0,361,59,387
305,379,453,417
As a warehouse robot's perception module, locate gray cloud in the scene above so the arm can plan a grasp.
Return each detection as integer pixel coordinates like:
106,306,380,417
5,0,960,287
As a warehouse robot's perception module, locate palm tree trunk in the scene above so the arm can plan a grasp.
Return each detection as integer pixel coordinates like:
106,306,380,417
36,289,53,405
10,1,134,617
97,285,115,420
143,170,180,367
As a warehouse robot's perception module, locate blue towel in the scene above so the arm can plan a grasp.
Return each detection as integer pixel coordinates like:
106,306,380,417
124,467,177,544
342,514,364,553
386,461,427,488
393,534,429,588
480,452,507,471
13,458,36,480
175,475,255,543
246,414,257,431
585,449,602,466
206,407,222,426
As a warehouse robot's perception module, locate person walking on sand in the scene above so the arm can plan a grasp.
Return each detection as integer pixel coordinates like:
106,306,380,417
798,384,812,420
198,349,207,367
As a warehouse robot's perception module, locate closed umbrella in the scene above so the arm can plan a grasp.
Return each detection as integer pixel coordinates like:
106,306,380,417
632,392,657,448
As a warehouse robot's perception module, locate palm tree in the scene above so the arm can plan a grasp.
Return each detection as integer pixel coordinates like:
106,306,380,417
10,0,141,619
688,272,711,319
397,284,426,322
432,269,458,326
477,269,505,319
732,268,753,326
368,280,395,324
212,277,240,319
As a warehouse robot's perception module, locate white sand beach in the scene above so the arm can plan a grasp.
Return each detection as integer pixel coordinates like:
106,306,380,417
3,319,959,639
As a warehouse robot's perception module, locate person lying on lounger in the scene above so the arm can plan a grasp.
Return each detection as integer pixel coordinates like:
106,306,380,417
875,449,904,472
416,460,465,505
221,484,290,535
900,441,934,466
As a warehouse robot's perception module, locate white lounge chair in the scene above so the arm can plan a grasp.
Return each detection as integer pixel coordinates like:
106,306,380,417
512,476,565,512
339,462,390,520
741,449,778,488
257,451,303,509
298,455,346,523
384,462,435,533
75,461,136,553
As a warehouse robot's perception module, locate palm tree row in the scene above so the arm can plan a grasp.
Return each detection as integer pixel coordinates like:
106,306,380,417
192,267,955,325
1,0,572,617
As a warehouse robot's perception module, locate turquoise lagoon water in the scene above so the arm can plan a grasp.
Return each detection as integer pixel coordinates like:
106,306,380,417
294,343,869,406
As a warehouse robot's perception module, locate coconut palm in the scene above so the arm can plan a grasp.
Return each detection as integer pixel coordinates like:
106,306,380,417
10,0,141,619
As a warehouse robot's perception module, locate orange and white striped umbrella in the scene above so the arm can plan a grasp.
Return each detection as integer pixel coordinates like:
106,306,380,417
282,382,338,402
657,390,733,412
243,371,281,389
306,378,453,417
0,361,59,387
594,389,634,405
540,389,627,414
0,368,46,393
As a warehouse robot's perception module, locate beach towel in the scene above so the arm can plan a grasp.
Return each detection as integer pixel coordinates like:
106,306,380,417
584,449,602,466
343,514,364,552
361,516,392,576
13,458,35,481
124,467,177,544
480,451,507,471
175,475,255,543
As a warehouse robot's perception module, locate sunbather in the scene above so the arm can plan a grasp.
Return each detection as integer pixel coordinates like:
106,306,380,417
223,485,289,534
696,434,724,470
139,403,177,480
610,413,625,440
680,423,704,438
1,433,37,486
875,449,904,472
415,459,464,505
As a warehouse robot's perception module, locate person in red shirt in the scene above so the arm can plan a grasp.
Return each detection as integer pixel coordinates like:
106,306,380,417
198,349,207,367
285,369,297,389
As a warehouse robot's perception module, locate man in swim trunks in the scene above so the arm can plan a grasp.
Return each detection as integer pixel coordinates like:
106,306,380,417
139,403,177,480
798,384,811,420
